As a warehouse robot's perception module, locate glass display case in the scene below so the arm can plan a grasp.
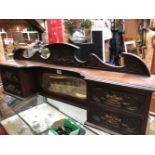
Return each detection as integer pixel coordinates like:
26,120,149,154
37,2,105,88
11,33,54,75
0,94,43,121
0,95,58,135
0,94,94,135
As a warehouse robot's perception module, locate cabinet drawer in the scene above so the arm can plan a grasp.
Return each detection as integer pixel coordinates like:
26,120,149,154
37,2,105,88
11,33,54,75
89,86,146,113
3,83,23,96
88,103,142,134
1,70,20,84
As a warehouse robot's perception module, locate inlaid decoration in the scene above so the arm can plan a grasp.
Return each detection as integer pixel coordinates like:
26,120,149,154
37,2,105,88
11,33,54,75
91,107,141,134
90,87,144,112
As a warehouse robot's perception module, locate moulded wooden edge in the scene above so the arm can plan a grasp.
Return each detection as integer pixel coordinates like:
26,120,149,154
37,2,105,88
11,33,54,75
84,121,121,135
3,91,37,101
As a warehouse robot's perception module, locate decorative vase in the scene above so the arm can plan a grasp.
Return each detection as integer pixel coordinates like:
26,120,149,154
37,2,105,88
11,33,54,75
70,29,86,43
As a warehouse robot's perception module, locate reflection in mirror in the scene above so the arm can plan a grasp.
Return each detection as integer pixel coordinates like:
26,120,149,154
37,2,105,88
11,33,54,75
123,20,149,63
47,19,153,69
40,47,50,59
124,41,137,54
104,19,153,68
41,73,87,99
23,48,35,58
64,19,93,44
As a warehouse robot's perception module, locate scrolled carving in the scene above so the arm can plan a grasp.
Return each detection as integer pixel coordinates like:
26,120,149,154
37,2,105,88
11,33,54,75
122,53,150,76
13,43,150,76
83,53,150,76
83,54,105,68
47,43,80,66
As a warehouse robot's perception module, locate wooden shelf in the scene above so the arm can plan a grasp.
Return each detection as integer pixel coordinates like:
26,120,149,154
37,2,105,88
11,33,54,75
22,31,38,34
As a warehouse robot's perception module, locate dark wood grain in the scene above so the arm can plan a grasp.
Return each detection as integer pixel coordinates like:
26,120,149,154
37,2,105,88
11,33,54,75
13,43,150,76
0,43,155,135
0,60,155,91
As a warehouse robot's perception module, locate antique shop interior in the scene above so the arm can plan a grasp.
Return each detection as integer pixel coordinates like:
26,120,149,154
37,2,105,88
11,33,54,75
0,19,155,135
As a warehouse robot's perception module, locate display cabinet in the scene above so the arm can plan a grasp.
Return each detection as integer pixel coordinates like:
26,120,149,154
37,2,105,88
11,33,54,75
0,43,155,134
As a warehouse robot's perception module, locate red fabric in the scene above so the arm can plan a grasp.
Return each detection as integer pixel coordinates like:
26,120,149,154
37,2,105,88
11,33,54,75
0,127,6,135
47,19,64,43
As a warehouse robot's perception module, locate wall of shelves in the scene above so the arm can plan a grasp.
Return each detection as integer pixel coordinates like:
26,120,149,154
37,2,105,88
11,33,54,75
22,31,39,42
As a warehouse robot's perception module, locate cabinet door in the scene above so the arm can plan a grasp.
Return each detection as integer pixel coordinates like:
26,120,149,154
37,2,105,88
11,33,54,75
1,67,37,98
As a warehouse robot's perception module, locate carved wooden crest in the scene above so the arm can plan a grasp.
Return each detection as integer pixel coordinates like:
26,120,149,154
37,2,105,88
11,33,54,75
13,43,150,76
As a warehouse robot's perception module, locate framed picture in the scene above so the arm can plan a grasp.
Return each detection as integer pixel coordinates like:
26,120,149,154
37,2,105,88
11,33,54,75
124,40,138,55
